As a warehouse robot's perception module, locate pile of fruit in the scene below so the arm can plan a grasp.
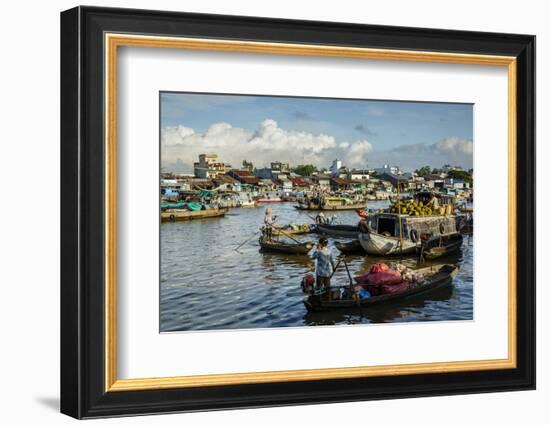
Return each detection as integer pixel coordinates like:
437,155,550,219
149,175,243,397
387,199,434,216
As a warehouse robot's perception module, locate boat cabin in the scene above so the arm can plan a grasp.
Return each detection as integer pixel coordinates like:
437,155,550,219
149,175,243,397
365,213,458,240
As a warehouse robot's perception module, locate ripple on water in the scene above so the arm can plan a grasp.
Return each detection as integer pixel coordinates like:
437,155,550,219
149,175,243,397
160,202,473,332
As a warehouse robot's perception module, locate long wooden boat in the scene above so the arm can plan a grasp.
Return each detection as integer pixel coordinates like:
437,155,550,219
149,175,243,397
303,264,458,312
160,208,227,222
334,239,364,254
259,236,313,254
317,223,359,238
294,202,367,211
419,233,463,260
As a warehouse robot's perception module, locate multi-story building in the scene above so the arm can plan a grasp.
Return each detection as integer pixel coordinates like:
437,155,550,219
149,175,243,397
329,159,343,176
374,164,400,175
193,153,231,178
347,169,371,180
270,161,290,173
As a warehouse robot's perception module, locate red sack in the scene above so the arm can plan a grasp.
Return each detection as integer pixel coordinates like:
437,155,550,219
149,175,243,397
368,271,402,286
354,273,371,285
381,280,410,295
354,270,401,286
370,263,389,273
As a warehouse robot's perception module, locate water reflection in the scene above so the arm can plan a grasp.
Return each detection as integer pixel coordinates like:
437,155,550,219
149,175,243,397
160,202,473,332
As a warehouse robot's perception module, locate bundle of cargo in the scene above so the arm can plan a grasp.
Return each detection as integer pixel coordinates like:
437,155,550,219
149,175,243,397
388,199,453,216
353,262,425,296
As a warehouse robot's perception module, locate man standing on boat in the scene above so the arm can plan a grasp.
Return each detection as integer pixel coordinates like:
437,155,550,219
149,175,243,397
263,208,277,241
311,238,335,293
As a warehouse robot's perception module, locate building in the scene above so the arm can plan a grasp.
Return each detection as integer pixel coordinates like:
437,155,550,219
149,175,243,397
212,175,241,192
226,169,260,186
311,174,332,191
193,153,231,178
329,159,343,176
270,161,290,173
377,172,409,188
254,167,275,179
277,175,294,193
347,169,371,180
374,164,400,175
330,177,354,191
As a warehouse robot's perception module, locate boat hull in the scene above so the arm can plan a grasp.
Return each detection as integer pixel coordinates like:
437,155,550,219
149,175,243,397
295,204,367,211
259,237,313,254
317,224,359,239
421,233,464,260
272,225,311,236
161,208,227,222
358,231,417,256
304,264,457,312
334,239,364,254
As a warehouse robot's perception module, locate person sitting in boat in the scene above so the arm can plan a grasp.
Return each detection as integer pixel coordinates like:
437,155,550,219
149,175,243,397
315,212,328,225
263,208,278,241
329,214,338,225
311,238,335,294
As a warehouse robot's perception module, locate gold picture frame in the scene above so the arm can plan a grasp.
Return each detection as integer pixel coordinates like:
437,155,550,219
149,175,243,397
61,6,534,419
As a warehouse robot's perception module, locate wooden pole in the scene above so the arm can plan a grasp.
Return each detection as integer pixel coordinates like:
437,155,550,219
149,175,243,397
234,230,259,253
397,182,404,260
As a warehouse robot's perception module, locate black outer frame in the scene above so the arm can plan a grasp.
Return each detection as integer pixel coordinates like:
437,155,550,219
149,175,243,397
60,6,535,419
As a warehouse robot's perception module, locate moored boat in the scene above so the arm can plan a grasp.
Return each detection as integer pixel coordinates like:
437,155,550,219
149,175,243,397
258,236,313,254
419,232,463,260
295,196,367,211
334,239,364,254
255,193,285,203
161,207,227,222
316,223,359,239
358,213,459,256
303,264,458,312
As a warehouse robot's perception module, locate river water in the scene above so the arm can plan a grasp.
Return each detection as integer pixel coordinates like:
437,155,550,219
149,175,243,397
160,201,473,332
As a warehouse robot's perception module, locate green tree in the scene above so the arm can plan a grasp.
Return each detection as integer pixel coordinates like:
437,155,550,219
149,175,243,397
447,169,473,184
291,164,318,176
414,166,432,177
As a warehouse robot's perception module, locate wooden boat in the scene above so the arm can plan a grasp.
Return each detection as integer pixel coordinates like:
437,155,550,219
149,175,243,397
271,224,311,236
317,223,359,238
303,264,458,312
358,213,459,256
334,239,364,254
419,233,463,260
160,208,227,222
259,236,313,254
294,202,368,211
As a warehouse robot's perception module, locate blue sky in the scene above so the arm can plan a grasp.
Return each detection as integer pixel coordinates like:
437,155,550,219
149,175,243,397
160,92,473,173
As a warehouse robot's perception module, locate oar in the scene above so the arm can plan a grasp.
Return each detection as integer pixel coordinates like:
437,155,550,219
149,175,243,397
234,230,260,253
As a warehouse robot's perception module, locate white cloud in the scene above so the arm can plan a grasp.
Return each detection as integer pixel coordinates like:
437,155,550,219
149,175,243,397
368,137,473,170
161,119,471,173
161,119,372,172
